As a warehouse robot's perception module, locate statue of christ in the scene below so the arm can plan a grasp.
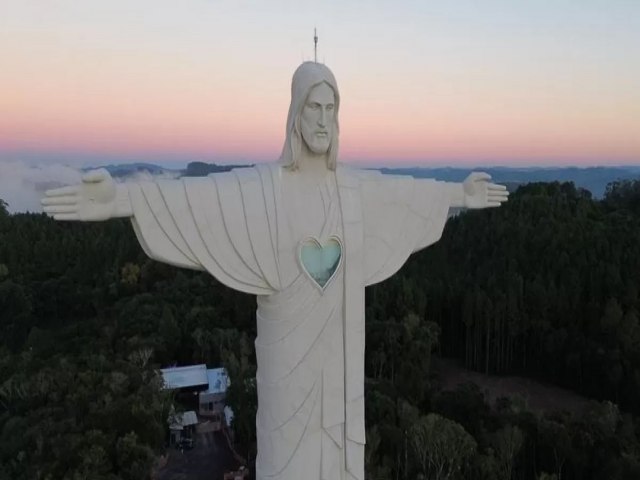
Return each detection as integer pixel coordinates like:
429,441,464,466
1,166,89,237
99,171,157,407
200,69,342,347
42,62,508,480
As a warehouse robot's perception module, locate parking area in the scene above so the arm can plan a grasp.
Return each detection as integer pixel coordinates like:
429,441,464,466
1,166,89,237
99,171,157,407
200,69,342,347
156,425,237,480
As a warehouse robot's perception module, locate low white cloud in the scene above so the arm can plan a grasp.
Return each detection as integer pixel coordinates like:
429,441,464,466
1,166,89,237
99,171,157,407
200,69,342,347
0,161,181,213
0,161,82,214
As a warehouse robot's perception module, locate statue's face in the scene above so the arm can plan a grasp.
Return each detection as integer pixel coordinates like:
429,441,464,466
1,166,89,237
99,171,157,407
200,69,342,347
300,82,335,155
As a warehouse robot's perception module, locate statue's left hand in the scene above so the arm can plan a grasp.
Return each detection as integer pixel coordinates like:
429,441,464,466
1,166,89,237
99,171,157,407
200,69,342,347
41,168,122,221
463,172,509,209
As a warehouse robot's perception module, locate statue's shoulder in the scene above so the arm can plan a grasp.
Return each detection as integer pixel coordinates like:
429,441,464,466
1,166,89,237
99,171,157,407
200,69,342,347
194,165,268,184
336,164,383,183
348,167,426,187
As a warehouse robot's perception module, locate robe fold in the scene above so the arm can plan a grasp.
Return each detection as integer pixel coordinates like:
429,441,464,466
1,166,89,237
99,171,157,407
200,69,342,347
127,164,451,480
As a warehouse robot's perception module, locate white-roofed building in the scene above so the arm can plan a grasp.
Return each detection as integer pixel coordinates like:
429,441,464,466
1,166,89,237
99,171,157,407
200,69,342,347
160,364,208,390
206,367,230,394
199,367,230,419
168,410,199,446
159,364,232,429
168,410,199,430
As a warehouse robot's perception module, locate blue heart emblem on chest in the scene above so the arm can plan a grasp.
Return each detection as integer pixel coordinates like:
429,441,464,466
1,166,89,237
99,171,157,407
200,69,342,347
299,236,343,289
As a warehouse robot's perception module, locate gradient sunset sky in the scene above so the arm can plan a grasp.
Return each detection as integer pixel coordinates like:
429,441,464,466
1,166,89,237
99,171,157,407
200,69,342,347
1,0,639,167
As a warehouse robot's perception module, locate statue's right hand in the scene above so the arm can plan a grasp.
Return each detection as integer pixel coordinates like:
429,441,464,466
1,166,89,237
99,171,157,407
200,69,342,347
42,168,117,221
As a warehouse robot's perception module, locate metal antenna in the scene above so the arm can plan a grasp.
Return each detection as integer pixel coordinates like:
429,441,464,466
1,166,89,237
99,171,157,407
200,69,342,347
314,27,318,63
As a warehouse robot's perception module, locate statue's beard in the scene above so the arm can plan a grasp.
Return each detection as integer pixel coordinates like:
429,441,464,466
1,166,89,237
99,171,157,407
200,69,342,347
304,135,331,155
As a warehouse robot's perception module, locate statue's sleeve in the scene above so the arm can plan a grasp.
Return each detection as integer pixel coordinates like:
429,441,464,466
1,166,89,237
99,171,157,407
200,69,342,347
360,172,451,286
127,170,280,295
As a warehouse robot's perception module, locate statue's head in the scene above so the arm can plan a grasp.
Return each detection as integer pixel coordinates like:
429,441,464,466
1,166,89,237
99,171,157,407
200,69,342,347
280,62,340,170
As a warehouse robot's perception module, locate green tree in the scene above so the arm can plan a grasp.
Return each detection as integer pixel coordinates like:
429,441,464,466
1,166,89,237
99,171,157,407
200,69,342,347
409,413,476,480
539,418,571,480
492,424,524,480
116,432,155,480
223,333,257,463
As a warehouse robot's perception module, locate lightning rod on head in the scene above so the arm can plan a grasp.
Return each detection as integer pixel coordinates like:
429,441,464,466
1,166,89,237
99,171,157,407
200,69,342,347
314,28,318,63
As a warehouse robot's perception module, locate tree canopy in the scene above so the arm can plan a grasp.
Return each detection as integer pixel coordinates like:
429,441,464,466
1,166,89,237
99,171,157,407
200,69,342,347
3,179,640,479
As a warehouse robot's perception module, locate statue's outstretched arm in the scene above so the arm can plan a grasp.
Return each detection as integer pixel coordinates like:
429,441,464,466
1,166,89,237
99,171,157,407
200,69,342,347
444,172,509,209
41,169,132,221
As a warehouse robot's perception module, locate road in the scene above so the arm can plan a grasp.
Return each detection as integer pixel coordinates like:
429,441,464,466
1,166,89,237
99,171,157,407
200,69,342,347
156,423,237,480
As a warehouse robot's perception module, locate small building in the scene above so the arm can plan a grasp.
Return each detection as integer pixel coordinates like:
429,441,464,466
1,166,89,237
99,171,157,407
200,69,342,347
160,364,231,431
198,367,230,417
160,364,208,390
168,410,198,446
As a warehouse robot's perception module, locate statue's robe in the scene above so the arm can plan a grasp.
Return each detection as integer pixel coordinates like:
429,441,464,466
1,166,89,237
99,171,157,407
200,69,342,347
126,164,450,480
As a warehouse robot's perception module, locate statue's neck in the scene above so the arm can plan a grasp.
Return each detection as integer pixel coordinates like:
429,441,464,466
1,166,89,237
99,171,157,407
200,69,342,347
296,145,330,176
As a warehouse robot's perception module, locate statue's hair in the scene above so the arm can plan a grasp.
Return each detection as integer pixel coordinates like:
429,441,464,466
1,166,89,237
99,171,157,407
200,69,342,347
280,62,340,171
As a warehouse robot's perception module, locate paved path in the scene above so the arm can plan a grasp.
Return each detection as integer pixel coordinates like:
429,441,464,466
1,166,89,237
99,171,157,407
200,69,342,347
156,429,236,480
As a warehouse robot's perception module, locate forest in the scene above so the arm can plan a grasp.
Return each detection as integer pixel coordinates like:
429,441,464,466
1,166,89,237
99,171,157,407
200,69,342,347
1,178,640,479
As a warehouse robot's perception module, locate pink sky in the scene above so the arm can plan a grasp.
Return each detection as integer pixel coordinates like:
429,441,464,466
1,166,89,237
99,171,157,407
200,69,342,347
1,0,639,167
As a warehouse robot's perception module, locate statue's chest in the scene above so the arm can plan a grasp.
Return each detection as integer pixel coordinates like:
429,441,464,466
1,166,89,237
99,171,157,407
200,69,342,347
281,174,341,240
279,173,344,289
291,190,326,237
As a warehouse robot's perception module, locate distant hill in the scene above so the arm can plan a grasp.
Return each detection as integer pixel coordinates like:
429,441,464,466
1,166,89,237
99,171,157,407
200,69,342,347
96,161,251,179
379,166,640,198
91,162,181,177
181,161,252,177
93,162,640,198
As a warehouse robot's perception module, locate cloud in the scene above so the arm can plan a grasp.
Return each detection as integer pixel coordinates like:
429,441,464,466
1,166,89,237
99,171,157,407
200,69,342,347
0,161,180,213
0,161,82,214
